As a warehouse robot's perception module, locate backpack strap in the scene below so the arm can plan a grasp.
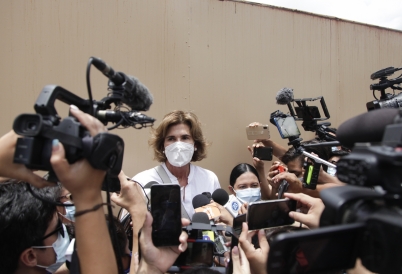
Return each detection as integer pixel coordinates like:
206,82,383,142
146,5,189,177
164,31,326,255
154,165,191,221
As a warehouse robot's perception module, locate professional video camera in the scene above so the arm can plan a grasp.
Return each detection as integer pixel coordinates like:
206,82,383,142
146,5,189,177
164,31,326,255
268,108,402,274
12,56,155,191
367,66,402,111
275,87,336,141
269,110,336,190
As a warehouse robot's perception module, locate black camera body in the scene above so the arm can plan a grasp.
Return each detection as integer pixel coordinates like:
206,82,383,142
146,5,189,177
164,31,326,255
367,66,402,111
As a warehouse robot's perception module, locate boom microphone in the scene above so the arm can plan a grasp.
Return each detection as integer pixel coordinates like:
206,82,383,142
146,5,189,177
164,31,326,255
276,87,294,105
91,57,154,111
337,108,399,147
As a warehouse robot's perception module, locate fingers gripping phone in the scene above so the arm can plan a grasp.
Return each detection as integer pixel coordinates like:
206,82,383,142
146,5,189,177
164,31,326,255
253,147,273,161
246,125,270,140
276,165,289,199
273,116,301,139
151,184,182,247
247,199,297,230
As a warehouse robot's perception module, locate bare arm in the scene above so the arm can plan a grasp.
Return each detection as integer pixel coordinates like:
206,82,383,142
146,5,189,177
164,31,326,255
51,106,117,274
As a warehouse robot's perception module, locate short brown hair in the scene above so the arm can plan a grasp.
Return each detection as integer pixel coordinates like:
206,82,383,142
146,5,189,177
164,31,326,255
149,110,208,162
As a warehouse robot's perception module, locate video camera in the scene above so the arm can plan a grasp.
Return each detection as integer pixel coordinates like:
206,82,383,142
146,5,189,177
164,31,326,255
12,57,155,191
268,109,402,273
367,66,402,111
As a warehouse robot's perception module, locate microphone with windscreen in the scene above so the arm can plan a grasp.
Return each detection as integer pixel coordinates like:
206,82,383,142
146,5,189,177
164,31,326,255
212,188,241,217
192,194,221,220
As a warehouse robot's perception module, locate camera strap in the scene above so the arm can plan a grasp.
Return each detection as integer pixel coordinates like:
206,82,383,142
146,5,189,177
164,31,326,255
154,165,191,221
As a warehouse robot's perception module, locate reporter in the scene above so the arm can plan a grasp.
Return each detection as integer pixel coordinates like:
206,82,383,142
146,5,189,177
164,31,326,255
283,192,325,229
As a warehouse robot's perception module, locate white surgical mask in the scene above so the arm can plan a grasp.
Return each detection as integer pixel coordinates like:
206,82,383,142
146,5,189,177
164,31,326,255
234,188,261,203
33,224,70,273
165,141,195,167
63,201,76,222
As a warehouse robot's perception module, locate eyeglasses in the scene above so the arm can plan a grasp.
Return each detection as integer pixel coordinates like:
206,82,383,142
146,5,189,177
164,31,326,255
58,193,73,202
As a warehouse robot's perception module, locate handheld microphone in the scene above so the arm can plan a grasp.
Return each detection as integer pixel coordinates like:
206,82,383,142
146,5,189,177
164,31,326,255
211,189,230,205
192,194,221,221
225,195,242,217
91,57,154,111
276,87,294,105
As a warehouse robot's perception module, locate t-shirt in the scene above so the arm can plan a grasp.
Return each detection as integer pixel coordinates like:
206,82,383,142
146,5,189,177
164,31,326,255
132,163,221,219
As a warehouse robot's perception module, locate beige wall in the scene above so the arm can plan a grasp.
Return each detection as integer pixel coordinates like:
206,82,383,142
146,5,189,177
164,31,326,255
1,0,402,194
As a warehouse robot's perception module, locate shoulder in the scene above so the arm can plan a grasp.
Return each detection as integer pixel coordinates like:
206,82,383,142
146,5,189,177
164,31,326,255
132,166,162,186
191,165,220,187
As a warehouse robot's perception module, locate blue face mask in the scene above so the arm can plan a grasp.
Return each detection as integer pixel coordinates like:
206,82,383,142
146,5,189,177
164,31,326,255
33,224,70,273
63,201,76,222
234,188,261,203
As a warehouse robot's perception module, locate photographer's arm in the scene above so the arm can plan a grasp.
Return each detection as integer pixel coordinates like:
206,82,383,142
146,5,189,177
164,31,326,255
111,171,147,272
50,106,117,274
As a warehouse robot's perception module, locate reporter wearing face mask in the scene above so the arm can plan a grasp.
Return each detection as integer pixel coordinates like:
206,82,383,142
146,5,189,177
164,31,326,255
132,110,221,220
228,163,262,205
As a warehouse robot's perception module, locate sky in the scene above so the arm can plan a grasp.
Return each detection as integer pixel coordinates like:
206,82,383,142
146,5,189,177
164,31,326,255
244,0,402,31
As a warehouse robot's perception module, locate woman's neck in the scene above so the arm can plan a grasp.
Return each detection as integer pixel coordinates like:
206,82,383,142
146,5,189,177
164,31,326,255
165,161,190,186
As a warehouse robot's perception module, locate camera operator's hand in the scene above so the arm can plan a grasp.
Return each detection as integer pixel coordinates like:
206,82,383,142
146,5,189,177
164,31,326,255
272,172,303,194
239,222,269,274
211,201,233,227
239,202,248,215
138,212,189,274
247,143,273,200
283,192,325,229
0,130,52,188
50,105,117,274
232,245,251,274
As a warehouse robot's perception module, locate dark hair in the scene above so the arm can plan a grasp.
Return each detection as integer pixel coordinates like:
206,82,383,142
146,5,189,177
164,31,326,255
281,139,332,166
105,215,128,256
229,163,260,187
0,180,57,273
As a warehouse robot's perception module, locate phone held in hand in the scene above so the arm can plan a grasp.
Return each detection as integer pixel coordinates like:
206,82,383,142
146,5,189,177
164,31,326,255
246,125,270,140
253,146,273,161
247,199,297,230
151,184,182,247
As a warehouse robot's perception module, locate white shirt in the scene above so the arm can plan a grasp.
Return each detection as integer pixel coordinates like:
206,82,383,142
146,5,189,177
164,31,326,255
132,163,221,219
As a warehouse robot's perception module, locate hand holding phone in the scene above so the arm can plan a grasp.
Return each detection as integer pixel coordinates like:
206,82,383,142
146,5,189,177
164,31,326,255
253,146,273,161
247,199,297,230
246,125,270,140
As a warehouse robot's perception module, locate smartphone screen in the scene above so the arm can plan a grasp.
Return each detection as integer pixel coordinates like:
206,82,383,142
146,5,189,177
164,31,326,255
268,223,364,274
253,147,273,161
273,116,300,139
247,199,297,230
175,240,214,268
151,184,182,247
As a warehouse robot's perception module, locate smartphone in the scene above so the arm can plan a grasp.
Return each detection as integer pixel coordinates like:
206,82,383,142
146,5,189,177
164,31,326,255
233,213,247,236
295,106,321,120
247,199,297,230
253,147,273,161
246,125,270,140
273,116,300,139
174,239,214,268
268,223,365,274
151,184,182,247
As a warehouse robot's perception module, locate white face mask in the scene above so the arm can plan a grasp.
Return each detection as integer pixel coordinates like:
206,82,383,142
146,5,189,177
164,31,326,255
234,188,261,203
165,141,195,167
33,224,70,273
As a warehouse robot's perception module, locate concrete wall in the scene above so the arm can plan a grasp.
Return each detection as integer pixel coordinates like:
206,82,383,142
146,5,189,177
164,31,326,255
1,0,402,194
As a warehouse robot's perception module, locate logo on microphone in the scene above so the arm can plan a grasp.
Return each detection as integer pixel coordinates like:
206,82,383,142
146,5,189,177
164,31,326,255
231,201,239,211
